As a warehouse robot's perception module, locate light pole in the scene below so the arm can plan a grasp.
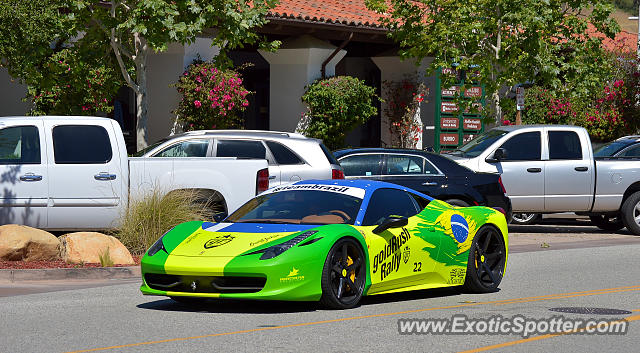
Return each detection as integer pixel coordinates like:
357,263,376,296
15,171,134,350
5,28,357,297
631,4,639,64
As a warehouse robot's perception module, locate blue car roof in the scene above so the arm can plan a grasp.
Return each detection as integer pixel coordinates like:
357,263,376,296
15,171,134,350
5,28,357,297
288,179,435,201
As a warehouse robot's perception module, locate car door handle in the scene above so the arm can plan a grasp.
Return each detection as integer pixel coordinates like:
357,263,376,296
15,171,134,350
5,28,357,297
574,166,588,172
94,172,117,181
526,168,542,173
19,173,43,182
268,176,276,180
422,182,438,186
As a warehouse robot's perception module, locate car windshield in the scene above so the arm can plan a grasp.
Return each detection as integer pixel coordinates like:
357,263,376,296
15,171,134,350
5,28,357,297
447,129,508,158
593,140,634,157
226,190,363,225
131,138,169,157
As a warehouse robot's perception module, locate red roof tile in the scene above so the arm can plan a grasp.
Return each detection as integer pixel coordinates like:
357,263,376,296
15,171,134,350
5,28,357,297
269,0,383,28
270,0,637,52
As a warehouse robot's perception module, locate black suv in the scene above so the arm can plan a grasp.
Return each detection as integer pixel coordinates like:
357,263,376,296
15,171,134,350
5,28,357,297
334,148,511,218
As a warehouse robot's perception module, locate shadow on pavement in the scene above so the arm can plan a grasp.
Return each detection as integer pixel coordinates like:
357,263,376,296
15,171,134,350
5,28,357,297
508,224,633,235
136,287,481,313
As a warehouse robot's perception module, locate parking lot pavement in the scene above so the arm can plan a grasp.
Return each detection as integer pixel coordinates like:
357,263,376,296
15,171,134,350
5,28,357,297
1,240,639,353
508,223,640,253
0,278,140,297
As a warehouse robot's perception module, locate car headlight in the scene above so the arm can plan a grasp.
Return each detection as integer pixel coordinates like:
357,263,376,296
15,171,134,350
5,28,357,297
259,230,318,260
146,228,174,256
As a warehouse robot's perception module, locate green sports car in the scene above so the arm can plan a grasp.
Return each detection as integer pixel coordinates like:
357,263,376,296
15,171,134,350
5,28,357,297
140,180,508,309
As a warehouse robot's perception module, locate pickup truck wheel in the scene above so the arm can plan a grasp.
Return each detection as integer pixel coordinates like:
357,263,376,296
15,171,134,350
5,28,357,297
589,215,624,231
510,213,541,225
621,192,640,236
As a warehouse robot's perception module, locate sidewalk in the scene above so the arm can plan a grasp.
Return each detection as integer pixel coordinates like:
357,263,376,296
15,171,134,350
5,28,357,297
0,266,141,283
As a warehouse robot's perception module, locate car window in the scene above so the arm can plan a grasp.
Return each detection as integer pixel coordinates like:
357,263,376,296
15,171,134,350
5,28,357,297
226,190,362,225
549,131,582,160
593,140,631,157
320,143,339,165
451,129,508,158
339,154,383,176
362,188,421,226
53,125,112,164
386,154,439,175
0,126,41,164
619,144,640,157
154,139,209,157
498,131,541,161
216,140,266,159
410,193,431,210
132,138,169,157
265,141,303,165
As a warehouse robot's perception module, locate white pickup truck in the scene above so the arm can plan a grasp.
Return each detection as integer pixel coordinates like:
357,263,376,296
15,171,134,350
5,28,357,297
0,116,269,230
446,125,640,235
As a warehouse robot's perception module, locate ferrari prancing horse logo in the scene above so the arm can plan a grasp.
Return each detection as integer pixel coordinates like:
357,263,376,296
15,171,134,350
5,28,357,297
204,235,235,249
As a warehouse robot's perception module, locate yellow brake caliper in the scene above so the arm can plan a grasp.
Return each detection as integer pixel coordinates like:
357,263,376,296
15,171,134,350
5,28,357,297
346,256,355,289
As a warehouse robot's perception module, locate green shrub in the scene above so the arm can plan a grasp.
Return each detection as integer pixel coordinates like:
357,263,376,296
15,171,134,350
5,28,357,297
113,189,209,255
301,76,378,149
98,247,114,267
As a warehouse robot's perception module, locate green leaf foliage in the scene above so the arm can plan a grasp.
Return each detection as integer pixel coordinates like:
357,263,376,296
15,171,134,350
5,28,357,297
365,0,621,121
301,76,379,149
0,0,120,115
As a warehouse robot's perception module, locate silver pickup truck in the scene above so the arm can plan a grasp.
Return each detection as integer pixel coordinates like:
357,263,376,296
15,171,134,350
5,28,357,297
445,125,640,235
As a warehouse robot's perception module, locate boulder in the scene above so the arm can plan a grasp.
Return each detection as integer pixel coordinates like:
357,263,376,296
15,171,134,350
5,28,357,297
59,232,134,265
0,224,60,261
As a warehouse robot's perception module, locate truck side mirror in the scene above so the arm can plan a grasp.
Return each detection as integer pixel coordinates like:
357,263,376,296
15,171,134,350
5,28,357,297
486,148,507,163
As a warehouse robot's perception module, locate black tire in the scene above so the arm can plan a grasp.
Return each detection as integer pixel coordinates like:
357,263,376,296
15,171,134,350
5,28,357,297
170,296,208,306
510,213,541,225
621,191,640,236
463,225,506,293
320,238,366,309
445,199,470,207
589,215,624,231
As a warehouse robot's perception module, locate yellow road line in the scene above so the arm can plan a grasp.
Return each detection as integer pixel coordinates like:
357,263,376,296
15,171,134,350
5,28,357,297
65,285,640,353
495,287,640,306
458,313,640,353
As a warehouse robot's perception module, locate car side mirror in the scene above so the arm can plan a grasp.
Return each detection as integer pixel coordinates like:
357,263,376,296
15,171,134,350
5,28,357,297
486,148,507,163
372,216,409,234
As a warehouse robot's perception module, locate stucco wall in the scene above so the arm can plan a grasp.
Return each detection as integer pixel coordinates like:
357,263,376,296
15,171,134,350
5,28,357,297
145,43,184,143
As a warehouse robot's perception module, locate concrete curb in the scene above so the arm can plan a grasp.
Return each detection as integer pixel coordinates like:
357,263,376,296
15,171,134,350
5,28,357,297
0,266,141,283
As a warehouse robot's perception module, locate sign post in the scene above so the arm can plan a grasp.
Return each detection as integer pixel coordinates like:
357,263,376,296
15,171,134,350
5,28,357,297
515,87,525,125
434,68,486,152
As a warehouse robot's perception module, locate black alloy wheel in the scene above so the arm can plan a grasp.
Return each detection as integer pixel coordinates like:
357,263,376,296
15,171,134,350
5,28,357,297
320,238,366,309
463,225,506,293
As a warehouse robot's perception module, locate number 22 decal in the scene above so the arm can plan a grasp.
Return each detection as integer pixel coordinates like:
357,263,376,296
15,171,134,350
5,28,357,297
413,262,422,272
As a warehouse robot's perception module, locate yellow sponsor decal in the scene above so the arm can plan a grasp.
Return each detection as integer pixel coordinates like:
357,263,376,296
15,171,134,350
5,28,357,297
280,267,305,283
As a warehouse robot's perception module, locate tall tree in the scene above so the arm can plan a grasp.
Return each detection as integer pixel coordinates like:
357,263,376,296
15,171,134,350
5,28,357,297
70,0,279,150
0,0,120,116
365,0,620,122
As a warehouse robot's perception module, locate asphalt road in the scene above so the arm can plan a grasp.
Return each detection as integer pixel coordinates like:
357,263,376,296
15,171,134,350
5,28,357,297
2,229,639,353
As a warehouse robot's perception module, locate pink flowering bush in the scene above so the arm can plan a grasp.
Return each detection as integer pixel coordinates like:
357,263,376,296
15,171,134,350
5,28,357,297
581,80,629,141
29,50,120,115
174,62,250,130
518,82,633,142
